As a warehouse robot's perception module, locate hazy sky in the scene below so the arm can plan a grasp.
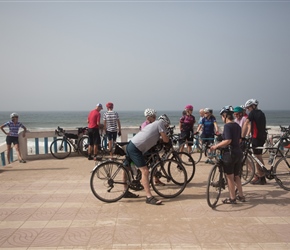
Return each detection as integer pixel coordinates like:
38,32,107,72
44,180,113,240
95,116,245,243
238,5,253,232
1,0,290,112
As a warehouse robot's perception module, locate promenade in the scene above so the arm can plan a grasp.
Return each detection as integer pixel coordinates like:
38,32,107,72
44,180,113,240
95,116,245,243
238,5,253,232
0,155,290,250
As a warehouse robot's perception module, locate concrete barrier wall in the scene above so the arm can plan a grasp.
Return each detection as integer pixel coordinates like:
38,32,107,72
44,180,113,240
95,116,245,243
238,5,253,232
1,127,140,166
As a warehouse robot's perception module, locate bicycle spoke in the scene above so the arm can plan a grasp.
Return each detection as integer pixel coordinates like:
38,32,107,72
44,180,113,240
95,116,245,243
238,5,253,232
90,161,129,202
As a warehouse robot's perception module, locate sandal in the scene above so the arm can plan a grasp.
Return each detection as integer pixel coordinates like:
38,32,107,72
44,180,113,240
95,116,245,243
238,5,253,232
146,196,162,205
236,195,246,202
123,191,139,198
222,198,237,204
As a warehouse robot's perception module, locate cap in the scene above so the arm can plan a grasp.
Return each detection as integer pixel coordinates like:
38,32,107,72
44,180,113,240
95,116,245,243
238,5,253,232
96,103,103,109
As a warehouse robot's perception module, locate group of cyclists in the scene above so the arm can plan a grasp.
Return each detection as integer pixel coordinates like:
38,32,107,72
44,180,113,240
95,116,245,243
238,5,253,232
121,98,266,205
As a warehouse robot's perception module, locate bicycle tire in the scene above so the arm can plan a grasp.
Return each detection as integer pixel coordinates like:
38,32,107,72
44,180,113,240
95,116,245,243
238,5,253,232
151,159,187,198
90,161,130,202
241,154,255,186
206,164,223,208
179,142,202,164
273,157,290,191
169,151,195,183
78,136,89,157
50,138,72,159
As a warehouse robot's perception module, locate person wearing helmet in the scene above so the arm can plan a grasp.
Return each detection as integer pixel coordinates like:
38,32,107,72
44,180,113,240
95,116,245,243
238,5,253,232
179,105,196,154
210,106,245,204
0,113,27,164
140,109,157,130
196,108,220,164
233,106,247,128
103,102,122,159
125,114,170,205
242,99,267,185
87,103,103,160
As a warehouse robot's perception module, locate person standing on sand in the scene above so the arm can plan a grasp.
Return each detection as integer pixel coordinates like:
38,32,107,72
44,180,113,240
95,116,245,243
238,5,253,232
87,103,103,161
0,112,27,164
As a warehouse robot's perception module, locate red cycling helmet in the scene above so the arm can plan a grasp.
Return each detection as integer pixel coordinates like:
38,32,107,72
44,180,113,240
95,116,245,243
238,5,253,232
106,102,114,109
185,104,193,111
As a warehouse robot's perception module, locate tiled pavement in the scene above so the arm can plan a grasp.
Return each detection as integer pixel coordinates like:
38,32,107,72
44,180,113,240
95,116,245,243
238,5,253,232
0,155,290,250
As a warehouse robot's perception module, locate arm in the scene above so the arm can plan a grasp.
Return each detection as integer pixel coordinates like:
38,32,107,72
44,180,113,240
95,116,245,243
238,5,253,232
0,124,8,135
214,122,219,134
117,119,121,136
211,139,231,150
160,131,169,143
241,119,251,137
21,124,27,137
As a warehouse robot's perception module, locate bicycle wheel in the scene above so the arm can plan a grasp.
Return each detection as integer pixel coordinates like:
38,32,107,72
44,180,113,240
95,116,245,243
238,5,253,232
169,151,195,183
241,154,255,186
78,136,89,157
179,142,202,164
206,164,224,208
50,138,72,159
151,159,187,198
273,158,290,191
90,161,130,202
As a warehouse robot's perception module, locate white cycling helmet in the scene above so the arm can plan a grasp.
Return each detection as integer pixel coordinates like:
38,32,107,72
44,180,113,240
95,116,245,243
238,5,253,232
144,108,157,117
245,99,259,108
204,108,213,114
10,112,19,118
158,114,171,126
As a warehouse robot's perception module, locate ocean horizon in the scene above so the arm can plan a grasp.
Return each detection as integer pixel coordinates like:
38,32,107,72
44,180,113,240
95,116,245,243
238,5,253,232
1,110,289,144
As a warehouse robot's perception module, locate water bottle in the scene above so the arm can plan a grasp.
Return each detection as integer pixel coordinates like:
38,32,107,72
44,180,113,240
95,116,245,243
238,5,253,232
130,162,138,176
268,151,275,165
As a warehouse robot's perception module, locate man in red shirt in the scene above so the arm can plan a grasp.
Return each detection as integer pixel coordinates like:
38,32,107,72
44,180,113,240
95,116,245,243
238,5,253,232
87,103,103,160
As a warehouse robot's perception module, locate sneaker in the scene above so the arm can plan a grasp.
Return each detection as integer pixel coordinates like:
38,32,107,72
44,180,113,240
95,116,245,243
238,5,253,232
250,175,266,185
19,159,26,163
88,155,93,160
205,159,209,163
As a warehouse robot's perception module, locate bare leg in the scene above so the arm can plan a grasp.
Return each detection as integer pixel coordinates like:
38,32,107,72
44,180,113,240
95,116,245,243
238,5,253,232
255,154,264,176
14,144,23,161
226,174,236,200
234,175,244,197
6,144,11,164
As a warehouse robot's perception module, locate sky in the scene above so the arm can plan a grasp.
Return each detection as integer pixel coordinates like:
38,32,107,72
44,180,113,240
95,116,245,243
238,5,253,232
0,0,290,112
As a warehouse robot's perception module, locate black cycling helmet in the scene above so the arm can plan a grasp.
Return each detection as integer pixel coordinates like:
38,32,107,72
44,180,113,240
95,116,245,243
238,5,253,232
219,105,234,116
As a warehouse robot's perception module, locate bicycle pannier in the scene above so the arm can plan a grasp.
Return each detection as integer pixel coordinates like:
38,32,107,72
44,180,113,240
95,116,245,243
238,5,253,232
65,133,78,140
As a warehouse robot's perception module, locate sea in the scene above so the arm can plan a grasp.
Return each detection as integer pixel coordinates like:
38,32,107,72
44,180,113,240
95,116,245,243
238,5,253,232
1,110,290,145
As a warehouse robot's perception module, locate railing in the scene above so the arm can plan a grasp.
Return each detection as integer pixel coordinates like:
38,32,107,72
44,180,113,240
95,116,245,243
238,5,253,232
0,127,140,167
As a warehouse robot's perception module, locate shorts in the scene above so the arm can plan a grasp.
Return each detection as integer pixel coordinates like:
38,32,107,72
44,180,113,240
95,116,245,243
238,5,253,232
6,136,19,145
88,128,101,146
223,153,242,176
252,138,265,155
106,131,117,142
179,130,193,146
126,141,146,168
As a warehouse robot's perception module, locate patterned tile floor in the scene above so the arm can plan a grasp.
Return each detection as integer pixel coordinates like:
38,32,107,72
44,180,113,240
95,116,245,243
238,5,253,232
0,155,290,250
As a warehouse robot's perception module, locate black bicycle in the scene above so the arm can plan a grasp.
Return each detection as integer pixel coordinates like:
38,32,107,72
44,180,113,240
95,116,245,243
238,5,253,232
206,148,229,208
50,126,89,159
90,142,188,203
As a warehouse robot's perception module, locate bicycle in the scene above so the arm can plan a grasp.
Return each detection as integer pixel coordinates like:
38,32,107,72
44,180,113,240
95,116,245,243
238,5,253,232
179,132,220,164
206,148,229,208
50,126,89,159
90,142,188,203
240,126,290,190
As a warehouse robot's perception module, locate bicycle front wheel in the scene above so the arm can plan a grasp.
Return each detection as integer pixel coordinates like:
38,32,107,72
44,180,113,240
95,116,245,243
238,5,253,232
241,154,255,186
90,161,130,203
169,151,195,183
179,142,202,164
151,159,187,198
206,164,224,208
273,158,290,191
78,136,89,157
50,138,72,159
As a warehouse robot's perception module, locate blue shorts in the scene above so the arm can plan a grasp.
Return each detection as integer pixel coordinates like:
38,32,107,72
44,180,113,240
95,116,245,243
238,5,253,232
106,131,117,141
6,136,19,145
126,141,146,168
